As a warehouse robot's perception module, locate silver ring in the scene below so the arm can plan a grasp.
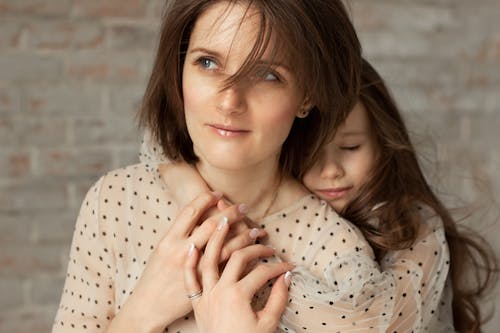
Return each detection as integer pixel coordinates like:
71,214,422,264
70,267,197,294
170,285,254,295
187,289,203,301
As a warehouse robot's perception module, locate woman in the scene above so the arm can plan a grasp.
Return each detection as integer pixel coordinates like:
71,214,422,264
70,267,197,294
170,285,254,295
52,1,372,332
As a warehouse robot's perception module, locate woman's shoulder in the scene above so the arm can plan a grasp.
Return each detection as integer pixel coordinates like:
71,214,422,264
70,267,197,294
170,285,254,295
84,162,175,210
96,162,163,188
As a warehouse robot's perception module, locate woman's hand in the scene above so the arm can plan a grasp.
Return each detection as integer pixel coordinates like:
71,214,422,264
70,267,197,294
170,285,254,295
109,192,249,333
159,162,266,263
184,215,293,333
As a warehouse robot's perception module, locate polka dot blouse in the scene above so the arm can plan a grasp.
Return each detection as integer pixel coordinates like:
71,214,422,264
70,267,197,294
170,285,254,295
52,137,455,332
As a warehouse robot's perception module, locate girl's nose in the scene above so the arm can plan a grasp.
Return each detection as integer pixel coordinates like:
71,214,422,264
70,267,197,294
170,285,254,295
320,157,345,179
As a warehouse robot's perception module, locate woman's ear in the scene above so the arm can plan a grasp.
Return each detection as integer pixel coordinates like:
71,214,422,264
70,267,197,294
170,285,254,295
296,96,314,118
296,108,310,118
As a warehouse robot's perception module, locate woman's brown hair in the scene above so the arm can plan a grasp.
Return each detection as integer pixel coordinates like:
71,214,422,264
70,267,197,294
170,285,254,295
342,59,498,332
138,0,362,178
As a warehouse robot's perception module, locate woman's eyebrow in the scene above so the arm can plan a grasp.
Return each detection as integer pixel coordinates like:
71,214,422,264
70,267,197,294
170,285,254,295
189,47,290,71
188,47,224,59
256,59,291,72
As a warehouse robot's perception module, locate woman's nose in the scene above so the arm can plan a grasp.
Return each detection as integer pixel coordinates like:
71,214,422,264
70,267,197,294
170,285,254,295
217,86,246,115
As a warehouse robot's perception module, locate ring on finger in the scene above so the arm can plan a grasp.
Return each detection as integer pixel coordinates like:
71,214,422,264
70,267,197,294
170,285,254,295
187,289,203,301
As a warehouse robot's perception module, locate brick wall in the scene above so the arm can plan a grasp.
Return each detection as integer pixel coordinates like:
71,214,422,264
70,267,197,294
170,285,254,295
0,0,499,332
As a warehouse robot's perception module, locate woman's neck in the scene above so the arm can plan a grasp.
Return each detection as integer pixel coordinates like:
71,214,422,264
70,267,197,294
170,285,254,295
196,159,305,220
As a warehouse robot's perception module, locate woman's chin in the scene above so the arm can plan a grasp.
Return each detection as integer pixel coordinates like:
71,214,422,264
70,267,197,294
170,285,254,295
197,152,253,172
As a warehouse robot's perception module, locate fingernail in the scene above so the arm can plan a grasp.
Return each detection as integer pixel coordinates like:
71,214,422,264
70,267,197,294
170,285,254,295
188,243,195,257
249,228,260,239
211,191,223,199
238,203,249,214
217,216,228,230
284,271,293,286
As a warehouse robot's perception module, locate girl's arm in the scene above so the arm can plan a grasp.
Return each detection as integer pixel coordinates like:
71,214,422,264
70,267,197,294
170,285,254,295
274,207,451,332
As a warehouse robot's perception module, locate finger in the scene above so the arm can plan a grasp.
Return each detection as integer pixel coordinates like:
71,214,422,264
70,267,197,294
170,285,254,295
219,227,266,262
217,198,231,210
190,203,247,247
184,243,203,306
220,244,275,284
201,214,231,289
227,218,255,238
170,191,222,237
222,219,251,246
239,262,294,297
258,271,292,324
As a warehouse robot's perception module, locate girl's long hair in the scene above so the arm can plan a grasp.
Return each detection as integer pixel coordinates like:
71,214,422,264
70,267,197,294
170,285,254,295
342,59,498,332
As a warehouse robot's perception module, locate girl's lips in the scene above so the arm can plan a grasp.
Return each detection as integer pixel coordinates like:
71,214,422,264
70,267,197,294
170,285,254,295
207,124,250,138
316,187,351,200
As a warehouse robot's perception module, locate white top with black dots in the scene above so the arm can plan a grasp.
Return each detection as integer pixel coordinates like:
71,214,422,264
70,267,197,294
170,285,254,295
51,137,455,333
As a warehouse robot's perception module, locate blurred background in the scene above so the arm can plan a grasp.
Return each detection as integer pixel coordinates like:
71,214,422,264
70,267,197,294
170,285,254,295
0,0,499,332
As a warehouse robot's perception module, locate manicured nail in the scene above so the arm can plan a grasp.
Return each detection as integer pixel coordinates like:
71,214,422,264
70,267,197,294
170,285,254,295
284,271,293,286
249,228,260,239
211,191,223,199
265,245,276,251
188,243,195,257
217,216,228,230
238,203,249,214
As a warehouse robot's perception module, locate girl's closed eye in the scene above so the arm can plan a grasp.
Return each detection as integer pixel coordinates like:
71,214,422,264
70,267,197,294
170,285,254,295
339,144,361,151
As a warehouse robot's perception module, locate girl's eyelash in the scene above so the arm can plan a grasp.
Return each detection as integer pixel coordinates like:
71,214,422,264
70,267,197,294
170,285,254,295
341,145,360,151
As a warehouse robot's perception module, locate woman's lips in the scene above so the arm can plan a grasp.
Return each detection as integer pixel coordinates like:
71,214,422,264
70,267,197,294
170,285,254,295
208,124,250,137
316,187,351,199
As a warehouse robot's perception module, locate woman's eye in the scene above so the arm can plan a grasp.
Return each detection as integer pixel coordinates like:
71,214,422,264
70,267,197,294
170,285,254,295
197,57,218,70
263,72,278,81
254,69,280,82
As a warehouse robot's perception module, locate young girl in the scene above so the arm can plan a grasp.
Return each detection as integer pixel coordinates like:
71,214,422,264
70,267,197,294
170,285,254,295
52,1,386,333
155,59,498,332
303,59,498,332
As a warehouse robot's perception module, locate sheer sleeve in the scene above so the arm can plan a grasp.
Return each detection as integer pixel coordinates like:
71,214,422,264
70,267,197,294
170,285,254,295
273,206,451,332
52,177,117,333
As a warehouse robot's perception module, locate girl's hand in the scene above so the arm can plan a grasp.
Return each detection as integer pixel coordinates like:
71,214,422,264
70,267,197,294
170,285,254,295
184,216,293,333
110,192,248,332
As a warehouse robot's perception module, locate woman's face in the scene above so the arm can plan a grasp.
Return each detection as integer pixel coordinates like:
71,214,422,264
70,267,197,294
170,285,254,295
182,1,305,173
303,102,378,213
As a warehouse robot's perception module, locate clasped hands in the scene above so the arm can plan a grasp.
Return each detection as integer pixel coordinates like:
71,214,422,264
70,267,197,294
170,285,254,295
113,191,293,333
184,193,294,333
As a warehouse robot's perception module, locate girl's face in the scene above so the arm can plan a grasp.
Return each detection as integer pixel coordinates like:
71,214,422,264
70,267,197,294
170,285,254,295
182,1,305,173
303,102,378,212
